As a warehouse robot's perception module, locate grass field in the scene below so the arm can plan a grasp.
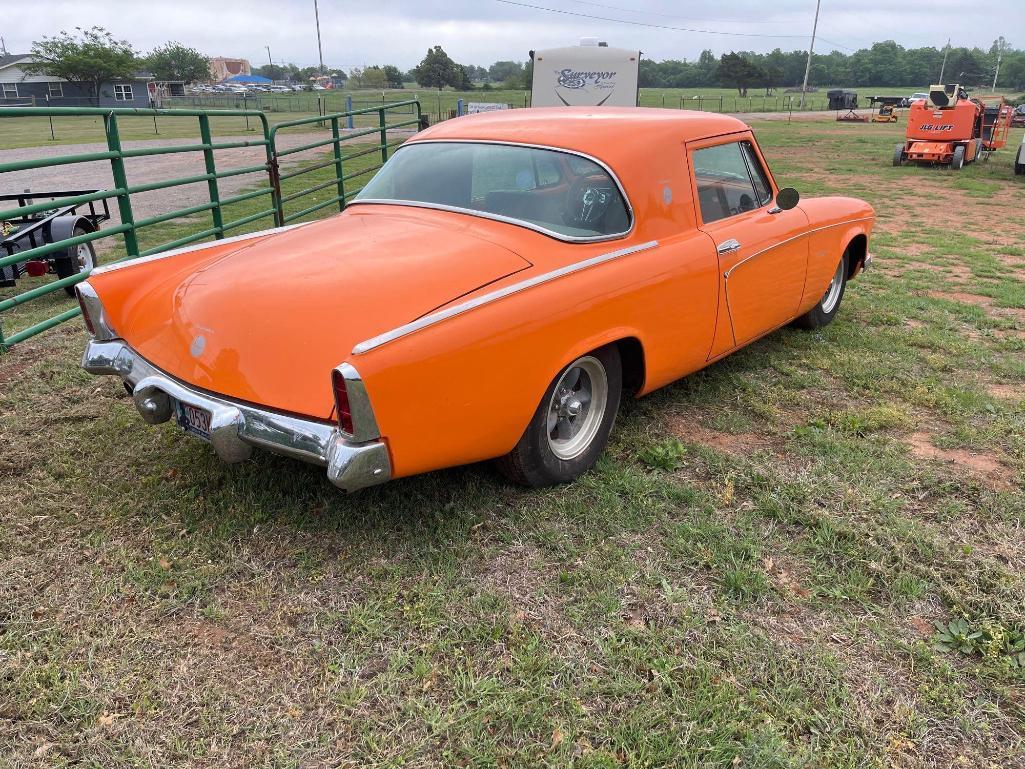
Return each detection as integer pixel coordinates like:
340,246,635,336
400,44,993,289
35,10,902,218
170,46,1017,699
2,118,1025,767
6,85,1021,149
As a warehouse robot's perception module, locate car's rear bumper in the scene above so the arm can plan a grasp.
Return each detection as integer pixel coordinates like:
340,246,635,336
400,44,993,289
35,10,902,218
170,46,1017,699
81,339,391,492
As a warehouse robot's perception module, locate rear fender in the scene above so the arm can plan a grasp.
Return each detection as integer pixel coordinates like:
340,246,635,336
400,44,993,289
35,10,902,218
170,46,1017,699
47,216,94,262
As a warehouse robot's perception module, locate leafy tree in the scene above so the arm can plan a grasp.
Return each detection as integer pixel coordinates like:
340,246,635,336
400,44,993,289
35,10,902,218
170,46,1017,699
381,64,405,88
414,46,459,89
488,60,523,83
362,66,388,89
145,41,210,83
348,66,365,88
717,52,764,96
23,26,137,105
453,65,473,90
255,63,285,81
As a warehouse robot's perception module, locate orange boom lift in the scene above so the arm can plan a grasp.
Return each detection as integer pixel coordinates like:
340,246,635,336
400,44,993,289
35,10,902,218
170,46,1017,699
892,84,1013,169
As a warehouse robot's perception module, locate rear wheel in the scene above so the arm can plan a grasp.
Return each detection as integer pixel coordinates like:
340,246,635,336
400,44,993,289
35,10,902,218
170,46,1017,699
794,251,848,330
1015,144,1025,176
951,145,966,170
495,345,622,487
892,143,906,166
54,226,96,296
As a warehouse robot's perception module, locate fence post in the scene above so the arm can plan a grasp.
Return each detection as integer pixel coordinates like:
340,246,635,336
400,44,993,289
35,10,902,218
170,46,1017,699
378,108,388,163
104,113,139,257
331,115,346,212
457,99,464,116
197,113,224,239
346,95,354,129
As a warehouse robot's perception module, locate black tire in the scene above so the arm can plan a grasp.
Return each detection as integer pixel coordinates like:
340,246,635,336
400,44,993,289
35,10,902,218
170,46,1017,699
793,251,849,330
892,143,905,167
54,226,96,296
1015,144,1025,176
951,145,965,170
495,344,622,487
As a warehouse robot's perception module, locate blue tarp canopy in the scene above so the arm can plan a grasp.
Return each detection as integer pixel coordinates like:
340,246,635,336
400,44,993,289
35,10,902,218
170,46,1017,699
223,74,272,84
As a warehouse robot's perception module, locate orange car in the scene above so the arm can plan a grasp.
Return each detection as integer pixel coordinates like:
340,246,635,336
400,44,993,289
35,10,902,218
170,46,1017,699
78,107,874,491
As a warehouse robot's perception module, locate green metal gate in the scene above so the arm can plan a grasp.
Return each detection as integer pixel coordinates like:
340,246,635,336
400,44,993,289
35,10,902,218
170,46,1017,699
0,99,421,351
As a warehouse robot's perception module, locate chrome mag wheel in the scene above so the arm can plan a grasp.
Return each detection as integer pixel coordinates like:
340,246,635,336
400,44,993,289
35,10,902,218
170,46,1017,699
821,259,845,314
546,355,608,460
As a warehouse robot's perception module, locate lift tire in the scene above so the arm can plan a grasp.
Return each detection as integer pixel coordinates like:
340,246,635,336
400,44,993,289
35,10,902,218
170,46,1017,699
1015,144,1025,176
972,139,983,163
892,143,905,167
951,145,965,170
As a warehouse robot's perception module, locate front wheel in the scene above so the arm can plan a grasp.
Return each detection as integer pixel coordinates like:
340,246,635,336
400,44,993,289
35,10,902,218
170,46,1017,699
951,145,965,170
892,143,906,166
495,345,622,487
794,251,848,330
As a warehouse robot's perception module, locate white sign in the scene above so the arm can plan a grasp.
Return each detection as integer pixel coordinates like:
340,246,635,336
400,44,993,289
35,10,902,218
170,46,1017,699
467,102,510,114
531,46,640,108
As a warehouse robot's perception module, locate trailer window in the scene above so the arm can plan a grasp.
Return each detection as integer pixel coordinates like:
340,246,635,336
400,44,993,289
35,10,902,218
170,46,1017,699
47,82,63,98
113,84,134,101
2,84,18,99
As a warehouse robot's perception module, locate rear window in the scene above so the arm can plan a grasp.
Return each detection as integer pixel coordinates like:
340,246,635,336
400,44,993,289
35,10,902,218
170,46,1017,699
353,142,631,240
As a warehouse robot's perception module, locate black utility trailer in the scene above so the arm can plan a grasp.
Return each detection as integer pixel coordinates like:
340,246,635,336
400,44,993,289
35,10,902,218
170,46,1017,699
1,190,110,296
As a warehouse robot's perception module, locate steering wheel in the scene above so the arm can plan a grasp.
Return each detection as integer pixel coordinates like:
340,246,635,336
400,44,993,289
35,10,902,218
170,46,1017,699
564,176,612,228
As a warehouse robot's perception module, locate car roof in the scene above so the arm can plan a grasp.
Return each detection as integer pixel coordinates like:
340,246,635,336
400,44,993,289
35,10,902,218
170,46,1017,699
412,107,750,159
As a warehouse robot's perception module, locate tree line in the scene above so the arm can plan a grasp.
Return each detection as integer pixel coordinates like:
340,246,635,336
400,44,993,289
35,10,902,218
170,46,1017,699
22,29,1025,102
642,39,1025,94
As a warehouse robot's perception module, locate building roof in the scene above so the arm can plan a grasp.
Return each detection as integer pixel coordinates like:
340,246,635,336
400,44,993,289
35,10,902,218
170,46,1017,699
0,53,32,70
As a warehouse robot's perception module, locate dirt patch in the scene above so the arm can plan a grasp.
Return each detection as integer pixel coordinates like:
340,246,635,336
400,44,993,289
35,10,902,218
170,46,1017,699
905,431,1014,490
927,291,994,308
669,418,771,456
986,382,1021,401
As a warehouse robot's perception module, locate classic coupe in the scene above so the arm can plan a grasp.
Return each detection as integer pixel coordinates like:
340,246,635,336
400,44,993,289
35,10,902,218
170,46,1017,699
78,107,874,491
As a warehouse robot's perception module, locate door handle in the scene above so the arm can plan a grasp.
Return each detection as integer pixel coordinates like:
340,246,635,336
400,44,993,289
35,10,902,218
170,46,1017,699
717,239,741,254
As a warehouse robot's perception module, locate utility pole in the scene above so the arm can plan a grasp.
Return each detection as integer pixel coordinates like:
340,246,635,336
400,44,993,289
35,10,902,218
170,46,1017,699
938,38,950,83
266,46,273,67
799,0,821,110
313,0,326,75
992,39,1004,92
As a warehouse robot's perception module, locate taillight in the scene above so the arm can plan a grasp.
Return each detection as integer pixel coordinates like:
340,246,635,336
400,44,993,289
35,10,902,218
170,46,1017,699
76,286,95,335
332,369,354,434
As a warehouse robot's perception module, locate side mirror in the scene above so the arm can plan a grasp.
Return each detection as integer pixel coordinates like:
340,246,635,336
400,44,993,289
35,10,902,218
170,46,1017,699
774,187,800,211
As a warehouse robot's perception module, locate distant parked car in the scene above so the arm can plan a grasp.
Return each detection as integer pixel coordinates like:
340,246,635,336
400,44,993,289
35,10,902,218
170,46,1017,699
78,107,875,491
900,92,929,107
1011,105,1025,127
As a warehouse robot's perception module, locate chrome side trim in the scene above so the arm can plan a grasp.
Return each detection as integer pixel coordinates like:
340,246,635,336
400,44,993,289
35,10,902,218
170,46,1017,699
89,223,309,276
723,216,873,279
333,362,382,442
348,138,635,244
352,239,659,355
74,281,118,341
81,339,391,492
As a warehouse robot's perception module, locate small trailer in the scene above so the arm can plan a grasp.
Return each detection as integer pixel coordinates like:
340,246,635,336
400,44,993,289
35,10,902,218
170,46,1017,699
0,191,110,296
530,39,640,108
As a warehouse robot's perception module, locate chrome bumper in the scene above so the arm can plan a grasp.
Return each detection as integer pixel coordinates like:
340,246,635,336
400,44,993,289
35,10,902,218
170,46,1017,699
81,339,391,492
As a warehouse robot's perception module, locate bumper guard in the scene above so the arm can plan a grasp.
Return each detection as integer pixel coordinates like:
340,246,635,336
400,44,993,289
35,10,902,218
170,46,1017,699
81,339,391,492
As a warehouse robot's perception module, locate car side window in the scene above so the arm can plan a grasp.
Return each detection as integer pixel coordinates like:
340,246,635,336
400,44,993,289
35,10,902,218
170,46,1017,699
692,142,760,224
740,142,773,207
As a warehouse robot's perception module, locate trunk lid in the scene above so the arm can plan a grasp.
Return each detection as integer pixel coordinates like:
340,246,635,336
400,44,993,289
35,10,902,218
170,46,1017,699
109,207,532,418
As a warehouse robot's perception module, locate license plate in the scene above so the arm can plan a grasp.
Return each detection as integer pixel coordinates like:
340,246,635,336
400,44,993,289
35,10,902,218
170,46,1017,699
175,400,212,441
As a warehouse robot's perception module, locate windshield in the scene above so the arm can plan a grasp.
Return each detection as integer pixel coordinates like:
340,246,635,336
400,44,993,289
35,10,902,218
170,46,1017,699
353,142,631,240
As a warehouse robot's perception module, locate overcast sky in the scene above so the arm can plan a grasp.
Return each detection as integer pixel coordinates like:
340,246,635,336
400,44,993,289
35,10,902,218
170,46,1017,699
2,1,1019,71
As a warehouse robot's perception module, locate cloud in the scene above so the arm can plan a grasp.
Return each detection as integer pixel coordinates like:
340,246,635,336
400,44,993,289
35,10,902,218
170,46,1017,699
2,0,1018,71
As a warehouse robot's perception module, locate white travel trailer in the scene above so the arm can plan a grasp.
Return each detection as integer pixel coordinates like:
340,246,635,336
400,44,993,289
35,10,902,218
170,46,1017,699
530,39,640,108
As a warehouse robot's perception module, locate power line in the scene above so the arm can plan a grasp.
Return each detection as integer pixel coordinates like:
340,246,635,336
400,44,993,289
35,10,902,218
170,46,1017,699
492,0,854,46
565,0,793,25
